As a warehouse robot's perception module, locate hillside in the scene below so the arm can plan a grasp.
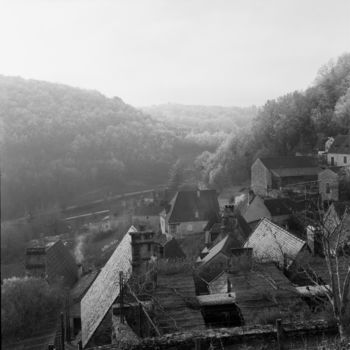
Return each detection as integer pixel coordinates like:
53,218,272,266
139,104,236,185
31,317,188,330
0,76,176,219
142,103,257,132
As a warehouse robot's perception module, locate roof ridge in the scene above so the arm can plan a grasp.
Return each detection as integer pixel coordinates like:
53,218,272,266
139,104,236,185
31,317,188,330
260,218,305,244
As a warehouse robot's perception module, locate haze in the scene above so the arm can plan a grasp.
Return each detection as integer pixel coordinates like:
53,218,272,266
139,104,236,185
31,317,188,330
1,0,349,106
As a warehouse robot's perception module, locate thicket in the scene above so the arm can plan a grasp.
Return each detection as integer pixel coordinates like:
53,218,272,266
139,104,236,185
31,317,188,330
1,277,63,340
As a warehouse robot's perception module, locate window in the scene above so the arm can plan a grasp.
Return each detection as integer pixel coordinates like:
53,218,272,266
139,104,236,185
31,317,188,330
344,156,347,164
326,183,330,194
331,157,334,166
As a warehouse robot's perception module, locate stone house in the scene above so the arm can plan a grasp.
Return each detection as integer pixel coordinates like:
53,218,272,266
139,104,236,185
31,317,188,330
160,189,220,238
327,134,350,166
25,239,78,287
318,168,339,202
251,156,320,196
244,218,309,268
132,204,163,232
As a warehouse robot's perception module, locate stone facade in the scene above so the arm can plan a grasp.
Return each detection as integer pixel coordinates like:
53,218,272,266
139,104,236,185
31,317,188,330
318,169,339,202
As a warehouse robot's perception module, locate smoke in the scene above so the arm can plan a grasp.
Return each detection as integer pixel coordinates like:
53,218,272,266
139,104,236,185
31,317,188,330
234,193,246,206
74,234,85,264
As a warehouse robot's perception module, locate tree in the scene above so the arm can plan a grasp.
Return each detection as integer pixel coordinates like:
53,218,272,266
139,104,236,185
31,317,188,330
1,277,63,340
294,205,350,342
167,160,185,191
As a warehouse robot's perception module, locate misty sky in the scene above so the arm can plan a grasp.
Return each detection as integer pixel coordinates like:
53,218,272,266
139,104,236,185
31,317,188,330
1,0,349,107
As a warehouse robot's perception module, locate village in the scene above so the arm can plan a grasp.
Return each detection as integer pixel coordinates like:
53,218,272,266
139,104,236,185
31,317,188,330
13,134,350,350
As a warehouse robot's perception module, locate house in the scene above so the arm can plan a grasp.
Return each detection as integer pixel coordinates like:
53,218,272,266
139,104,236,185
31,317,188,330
25,239,78,287
323,201,350,251
132,204,163,232
327,134,350,166
160,189,220,238
197,216,251,283
318,168,339,202
153,234,186,260
199,262,307,327
242,196,292,227
244,218,308,268
251,156,320,196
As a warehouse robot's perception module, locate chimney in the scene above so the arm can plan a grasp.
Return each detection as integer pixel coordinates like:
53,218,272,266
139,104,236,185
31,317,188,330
228,248,253,273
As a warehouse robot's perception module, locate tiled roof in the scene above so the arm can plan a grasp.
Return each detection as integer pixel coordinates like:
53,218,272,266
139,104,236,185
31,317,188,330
167,190,220,223
328,135,350,154
81,226,137,348
244,218,306,265
259,156,318,170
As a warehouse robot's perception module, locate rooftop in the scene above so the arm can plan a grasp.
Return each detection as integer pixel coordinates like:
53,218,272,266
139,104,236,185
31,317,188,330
259,156,318,170
328,134,350,154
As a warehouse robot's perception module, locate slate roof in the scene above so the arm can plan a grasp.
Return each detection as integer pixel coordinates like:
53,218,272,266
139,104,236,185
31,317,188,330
81,226,137,348
328,135,350,154
259,156,318,170
264,198,292,216
167,190,220,223
244,218,306,266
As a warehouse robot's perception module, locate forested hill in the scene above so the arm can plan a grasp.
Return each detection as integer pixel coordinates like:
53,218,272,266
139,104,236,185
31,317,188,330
141,104,258,132
1,76,250,220
194,53,350,190
0,76,177,219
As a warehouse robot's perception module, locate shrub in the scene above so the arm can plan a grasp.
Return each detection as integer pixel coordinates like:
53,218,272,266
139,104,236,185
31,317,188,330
1,277,63,340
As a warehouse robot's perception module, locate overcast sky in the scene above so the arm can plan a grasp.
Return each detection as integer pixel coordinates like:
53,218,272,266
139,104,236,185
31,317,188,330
1,0,349,107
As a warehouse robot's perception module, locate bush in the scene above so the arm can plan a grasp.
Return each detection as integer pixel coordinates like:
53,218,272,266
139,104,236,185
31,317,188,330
1,277,63,340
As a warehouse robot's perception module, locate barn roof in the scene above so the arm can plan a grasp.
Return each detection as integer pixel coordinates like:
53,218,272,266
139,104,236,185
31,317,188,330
328,134,350,154
167,190,220,223
81,225,137,348
259,156,318,170
244,218,306,266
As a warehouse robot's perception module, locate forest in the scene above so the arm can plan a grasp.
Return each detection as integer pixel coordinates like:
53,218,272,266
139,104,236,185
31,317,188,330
1,53,350,221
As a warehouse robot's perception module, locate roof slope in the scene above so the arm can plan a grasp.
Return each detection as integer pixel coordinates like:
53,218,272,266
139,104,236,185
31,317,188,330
328,135,350,154
46,240,78,287
163,239,186,259
153,272,205,333
70,270,100,303
208,264,305,324
81,226,137,348
244,218,306,265
259,156,318,170
168,190,220,223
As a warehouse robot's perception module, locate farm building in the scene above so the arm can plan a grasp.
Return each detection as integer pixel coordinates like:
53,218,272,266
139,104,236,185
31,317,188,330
160,189,220,238
327,134,350,166
251,156,320,196
244,218,309,268
25,239,78,287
